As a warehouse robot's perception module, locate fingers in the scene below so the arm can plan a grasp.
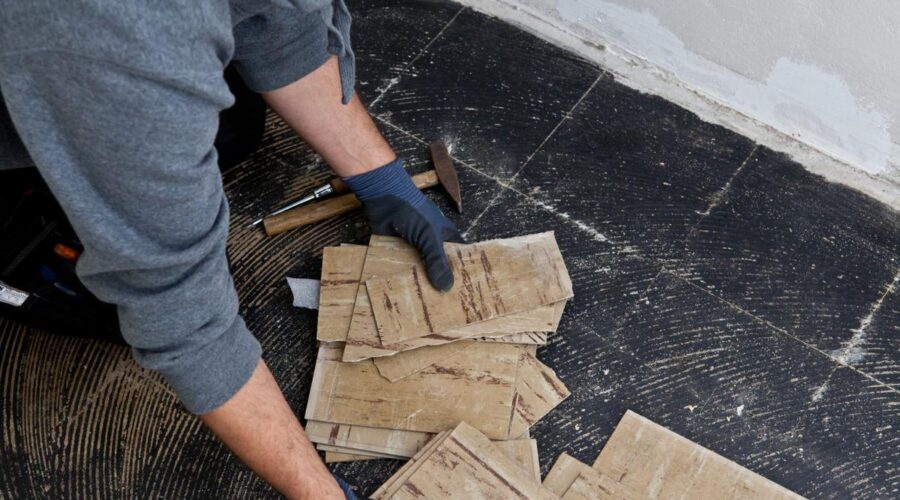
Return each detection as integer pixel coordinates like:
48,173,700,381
442,224,465,244
420,231,455,292
361,198,401,236
360,195,458,291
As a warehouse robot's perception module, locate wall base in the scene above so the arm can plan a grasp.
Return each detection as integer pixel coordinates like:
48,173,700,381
458,0,899,209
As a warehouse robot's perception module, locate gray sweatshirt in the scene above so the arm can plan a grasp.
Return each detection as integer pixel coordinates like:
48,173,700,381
0,0,354,414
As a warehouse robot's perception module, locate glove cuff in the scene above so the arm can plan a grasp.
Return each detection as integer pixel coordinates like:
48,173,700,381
341,158,428,209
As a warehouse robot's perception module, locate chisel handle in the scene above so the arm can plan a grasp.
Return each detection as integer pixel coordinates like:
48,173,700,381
263,170,439,236
327,177,351,194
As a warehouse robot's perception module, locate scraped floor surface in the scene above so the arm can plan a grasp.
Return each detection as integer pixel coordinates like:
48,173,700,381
1,1,898,498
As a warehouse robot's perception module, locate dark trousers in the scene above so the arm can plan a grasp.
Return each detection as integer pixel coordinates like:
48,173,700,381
216,65,268,171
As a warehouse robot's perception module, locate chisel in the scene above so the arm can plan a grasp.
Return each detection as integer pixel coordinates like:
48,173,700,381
249,178,352,227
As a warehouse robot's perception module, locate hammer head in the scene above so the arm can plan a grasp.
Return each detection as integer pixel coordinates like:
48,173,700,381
428,141,462,213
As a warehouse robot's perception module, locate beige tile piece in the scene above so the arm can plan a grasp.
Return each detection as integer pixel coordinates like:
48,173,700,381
305,343,523,440
342,235,564,362
377,422,557,500
480,331,550,345
371,333,549,385
371,430,453,499
494,438,542,483
543,453,596,497
305,420,434,458
367,232,573,343
324,451,381,463
509,351,571,439
317,444,403,459
561,471,625,500
323,438,539,475
371,333,555,385
373,340,477,382
316,246,368,342
592,411,806,499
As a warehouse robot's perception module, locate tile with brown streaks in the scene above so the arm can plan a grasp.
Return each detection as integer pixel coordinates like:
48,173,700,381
319,445,402,460
375,422,557,500
509,351,571,439
306,343,523,439
342,235,564,362
561,470,624,500
372,329,554,382
373,340,477,382
305,420,434,459
493,438,542,483
324,451,382,464
316,246,367,342
543,453,596,497
591,411,805,499
367,232,573,344
325,436,540,477
371,430,453,499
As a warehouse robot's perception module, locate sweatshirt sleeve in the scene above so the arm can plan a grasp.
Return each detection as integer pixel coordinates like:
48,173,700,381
0,2,261,414
231,0,356,102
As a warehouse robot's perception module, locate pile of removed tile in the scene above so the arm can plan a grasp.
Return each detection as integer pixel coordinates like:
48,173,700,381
304,232,574,462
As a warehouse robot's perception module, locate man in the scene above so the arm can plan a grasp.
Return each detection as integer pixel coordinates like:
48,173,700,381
0,0,462,498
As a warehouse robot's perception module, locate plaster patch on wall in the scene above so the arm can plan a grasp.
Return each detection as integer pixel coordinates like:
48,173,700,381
550,0,893,177
747,59,891,172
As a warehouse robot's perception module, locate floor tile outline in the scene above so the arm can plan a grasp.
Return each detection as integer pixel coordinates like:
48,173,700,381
366,6,466,109
460,73,606,238
379,112,900,393
830,270,900,366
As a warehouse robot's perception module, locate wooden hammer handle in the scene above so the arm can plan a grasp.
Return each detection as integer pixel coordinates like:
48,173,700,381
264,170,439,236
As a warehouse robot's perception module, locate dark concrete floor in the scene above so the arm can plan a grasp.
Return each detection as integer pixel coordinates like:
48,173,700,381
2,0,899,498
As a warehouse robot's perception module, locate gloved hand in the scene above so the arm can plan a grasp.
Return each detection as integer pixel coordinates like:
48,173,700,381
342,158,464,291
334,474,358,500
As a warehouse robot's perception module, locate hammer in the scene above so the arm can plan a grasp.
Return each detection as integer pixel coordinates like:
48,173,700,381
263,142,462,236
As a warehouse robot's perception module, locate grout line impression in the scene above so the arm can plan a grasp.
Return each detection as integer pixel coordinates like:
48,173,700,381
665,268,900,396
378,113,900,394
376,113,618,246
368,6,465,108
830,269,899,365
462,72,605,238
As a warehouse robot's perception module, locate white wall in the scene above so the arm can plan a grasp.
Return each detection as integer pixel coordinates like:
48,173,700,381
460,0,900,208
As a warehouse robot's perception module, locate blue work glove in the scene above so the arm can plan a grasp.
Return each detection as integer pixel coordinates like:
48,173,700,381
343,158,464,291
334,474,358,500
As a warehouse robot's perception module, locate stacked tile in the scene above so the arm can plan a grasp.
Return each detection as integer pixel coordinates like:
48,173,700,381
371,422,557,499
305,232,573,461
543,411,807,499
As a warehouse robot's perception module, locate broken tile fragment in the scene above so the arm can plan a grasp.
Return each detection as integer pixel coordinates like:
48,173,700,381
591,411,805,499
306,343,523,439
316,245,367,342
543,453,596,497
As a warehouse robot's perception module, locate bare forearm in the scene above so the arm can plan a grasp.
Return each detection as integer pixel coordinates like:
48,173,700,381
200,360,342,500
262,55,395,177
